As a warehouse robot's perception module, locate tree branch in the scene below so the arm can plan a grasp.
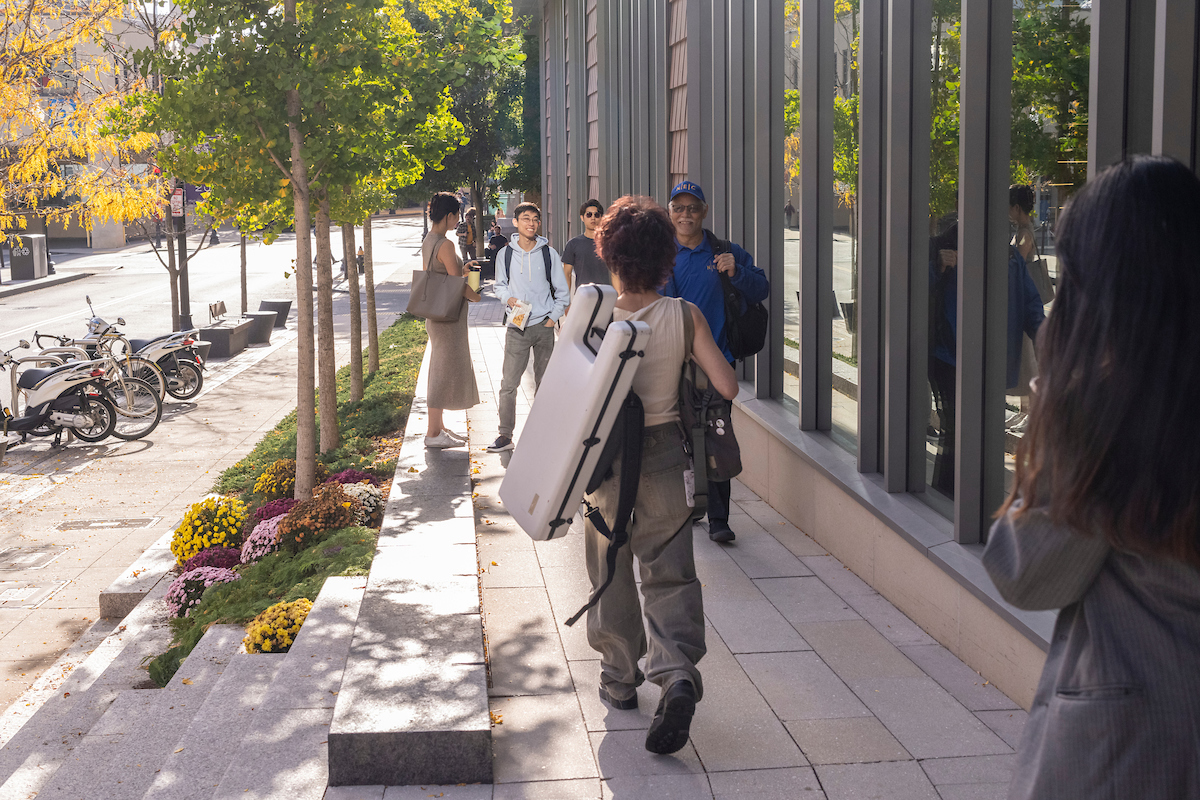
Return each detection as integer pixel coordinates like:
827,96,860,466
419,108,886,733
254,118,291,179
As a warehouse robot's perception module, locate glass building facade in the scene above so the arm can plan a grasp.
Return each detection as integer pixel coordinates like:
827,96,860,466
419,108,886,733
533,0,1200,702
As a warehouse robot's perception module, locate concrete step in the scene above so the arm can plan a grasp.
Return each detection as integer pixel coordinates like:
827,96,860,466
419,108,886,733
141,652,285,800
0,577,175,800
207,577,366,800
31,625,245,800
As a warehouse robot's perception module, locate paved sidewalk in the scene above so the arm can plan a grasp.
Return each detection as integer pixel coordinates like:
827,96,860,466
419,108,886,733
372,292,1029,800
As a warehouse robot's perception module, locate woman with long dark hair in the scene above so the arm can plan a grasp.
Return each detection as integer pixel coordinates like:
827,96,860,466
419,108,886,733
984,156,1200,798
587,195,737,755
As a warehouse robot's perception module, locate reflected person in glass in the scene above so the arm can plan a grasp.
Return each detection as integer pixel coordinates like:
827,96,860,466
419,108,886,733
984,156,1200,799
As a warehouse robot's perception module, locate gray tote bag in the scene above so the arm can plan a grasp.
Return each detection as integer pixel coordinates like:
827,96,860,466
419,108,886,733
407,241,466,322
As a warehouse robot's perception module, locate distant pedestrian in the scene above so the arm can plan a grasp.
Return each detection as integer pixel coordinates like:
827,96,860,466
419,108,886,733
588,195,737,755
487,203,569,453
984,155,1200,800
420,192,481,449
661,180,769,543
561,199,612,297
784,200,795,229
482,222,507,280
457,207,478,262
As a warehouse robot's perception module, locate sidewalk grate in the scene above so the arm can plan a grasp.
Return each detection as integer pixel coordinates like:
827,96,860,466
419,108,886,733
0,545,71,571
56,516,161,531
0,580,68,608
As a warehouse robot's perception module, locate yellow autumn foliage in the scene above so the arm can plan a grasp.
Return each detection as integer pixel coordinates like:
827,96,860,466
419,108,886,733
1,0,164,237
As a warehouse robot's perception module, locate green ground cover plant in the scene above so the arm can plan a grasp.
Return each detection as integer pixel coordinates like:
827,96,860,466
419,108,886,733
147,316,427,686
214,315,427,495
149,526,376,686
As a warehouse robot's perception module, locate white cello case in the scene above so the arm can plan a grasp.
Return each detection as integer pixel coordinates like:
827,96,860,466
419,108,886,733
499,284,651,541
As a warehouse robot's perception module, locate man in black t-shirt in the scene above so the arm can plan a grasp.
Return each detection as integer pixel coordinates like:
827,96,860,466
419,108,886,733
561,199,611,294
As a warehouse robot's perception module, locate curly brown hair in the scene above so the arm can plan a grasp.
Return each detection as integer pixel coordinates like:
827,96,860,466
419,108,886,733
594,196,676,293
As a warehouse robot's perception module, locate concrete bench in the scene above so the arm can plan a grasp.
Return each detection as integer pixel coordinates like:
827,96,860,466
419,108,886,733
199,319,253,359
327,352,490,786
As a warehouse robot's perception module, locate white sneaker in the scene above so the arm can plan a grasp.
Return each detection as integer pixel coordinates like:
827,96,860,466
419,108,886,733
443,429,468,443
1008,416,1030,435
424,430,463,449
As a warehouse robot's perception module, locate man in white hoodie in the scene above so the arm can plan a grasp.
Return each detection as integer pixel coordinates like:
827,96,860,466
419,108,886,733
488,202,570,452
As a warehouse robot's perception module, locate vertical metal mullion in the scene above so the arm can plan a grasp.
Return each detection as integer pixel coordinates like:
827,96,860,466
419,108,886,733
540,12,551,240
553,3,570,247
1126,0,1158,155
569,0,590,229
709,2,728,233
617,1,632,196
904,0,932,493
857,0,886,473
1089,0,1130,176
636,2,651,192
686,0,704,186
595,0,611,205
764,0,786,400
956,0,1011,544
816,0,834,427
1153,0,1199,168
882,0,927,491
651,1,670,200
728,3,746,245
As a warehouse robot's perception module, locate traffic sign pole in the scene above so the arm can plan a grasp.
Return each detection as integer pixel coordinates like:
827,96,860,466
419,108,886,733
173,184,193,331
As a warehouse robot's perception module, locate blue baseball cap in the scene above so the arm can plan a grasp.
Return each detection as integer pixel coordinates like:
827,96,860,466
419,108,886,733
669,181,706,205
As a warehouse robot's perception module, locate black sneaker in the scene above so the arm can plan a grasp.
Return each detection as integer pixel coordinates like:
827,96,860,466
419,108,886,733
599,685,638,710
645,680,697,754
486,435,514,452
708,520,736,543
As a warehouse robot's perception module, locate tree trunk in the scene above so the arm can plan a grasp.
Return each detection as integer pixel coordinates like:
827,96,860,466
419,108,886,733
166,236,181,332
343,219,363,402
239,233,248,315
285,0,317,498
364,215,379,374
471,182,485,260
315,190,339,453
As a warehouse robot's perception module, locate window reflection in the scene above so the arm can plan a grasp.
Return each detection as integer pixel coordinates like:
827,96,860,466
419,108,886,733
782,12,801,410
926,2,960,510
1003,0,1090,494
832,1,860,453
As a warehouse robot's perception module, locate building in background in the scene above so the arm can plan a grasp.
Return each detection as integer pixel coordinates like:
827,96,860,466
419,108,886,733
531,0,1200,709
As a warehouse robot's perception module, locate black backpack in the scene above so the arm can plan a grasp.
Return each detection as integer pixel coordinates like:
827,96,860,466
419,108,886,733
503,244,557,299
706,231,768,360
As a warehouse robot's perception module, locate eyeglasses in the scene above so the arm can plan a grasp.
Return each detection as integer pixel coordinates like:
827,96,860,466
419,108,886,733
670,203,703,214
583,211,601,218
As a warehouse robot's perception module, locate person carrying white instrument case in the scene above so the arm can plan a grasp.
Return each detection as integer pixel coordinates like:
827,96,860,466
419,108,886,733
501,196,737,757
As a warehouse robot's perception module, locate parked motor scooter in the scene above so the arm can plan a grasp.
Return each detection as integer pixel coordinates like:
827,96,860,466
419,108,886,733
1,341,118,449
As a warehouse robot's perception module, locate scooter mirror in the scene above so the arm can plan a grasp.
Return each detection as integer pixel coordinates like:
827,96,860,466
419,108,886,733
117,318,126,326
19,340,30,349
85,295,91,304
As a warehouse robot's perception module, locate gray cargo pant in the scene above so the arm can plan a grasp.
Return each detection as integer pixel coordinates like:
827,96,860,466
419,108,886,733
584,423,706,703
498,322,555,438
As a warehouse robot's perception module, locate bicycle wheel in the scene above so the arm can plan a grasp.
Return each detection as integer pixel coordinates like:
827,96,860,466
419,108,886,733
106,377,163,440
119,356,166,400
73,396,117,443
165,359,203,400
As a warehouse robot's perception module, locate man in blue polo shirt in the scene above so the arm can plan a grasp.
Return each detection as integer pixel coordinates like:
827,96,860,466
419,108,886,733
662,180,769,543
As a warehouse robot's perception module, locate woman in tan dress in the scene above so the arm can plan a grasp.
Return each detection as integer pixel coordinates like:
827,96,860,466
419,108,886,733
421,192,481,448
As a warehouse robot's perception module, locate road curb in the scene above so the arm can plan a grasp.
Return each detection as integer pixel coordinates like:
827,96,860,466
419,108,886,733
0,272,93,299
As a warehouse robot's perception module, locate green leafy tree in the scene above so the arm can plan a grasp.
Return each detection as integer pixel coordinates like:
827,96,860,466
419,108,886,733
142,0,511,494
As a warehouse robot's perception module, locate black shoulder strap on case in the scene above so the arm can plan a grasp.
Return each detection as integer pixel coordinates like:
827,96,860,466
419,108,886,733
565,391,644,627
